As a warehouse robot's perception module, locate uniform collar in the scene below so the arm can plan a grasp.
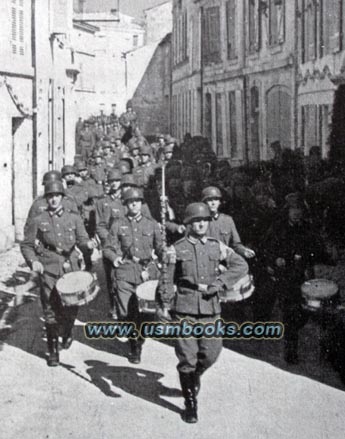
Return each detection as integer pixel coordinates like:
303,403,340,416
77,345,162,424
128,212,143,223
187,234,208,245
48,206,64,217
110,191,121,200
211,212,219,220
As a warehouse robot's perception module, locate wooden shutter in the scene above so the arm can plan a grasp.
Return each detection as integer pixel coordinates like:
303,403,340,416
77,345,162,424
229,91,238,158
269,0,278,45
328,0,341,53
226,0,236,59
216,93,224,156
204,7,221,64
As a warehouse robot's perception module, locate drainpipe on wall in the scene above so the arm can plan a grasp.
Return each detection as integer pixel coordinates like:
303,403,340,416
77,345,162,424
242,0,249,164
293,0,299,151
200,6,204,135
31,0,38,198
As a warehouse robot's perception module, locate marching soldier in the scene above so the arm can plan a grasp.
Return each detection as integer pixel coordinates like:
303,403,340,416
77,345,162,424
103,187,163,364
119,100,138,131
102,140,117,170
201,186,255,259
127,138,140,168
109,104,118,125
61,165,89,211
134,144,156,188
157,202,248,423
90,150,107,186
78,121,95,160
95,168,124,319
25,170,78,233
21,181,95,367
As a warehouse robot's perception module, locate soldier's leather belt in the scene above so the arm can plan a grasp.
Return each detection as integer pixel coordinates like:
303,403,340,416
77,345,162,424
43,243,76,258
177,279,200,291
124,257,152,266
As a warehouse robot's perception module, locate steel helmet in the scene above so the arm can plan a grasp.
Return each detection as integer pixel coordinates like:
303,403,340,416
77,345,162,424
139,144,151,156
75,161,88,172
164,144,174,154
120,174,138,187
183,203,211,225
61,165,76,177
92,149,102,158
118,161,132,175
42,170,62,185
107,168,122,182
44,180,65,196
201,186,222,202
122,187,144,203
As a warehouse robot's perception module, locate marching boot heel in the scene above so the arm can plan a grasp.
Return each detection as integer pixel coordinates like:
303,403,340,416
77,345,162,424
179,372,198,423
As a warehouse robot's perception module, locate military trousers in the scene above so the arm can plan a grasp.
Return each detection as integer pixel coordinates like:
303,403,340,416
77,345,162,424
40,275,78,337
174,313,223,374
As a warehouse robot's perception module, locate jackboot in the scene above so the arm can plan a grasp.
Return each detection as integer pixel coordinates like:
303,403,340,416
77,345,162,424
179,372,198,423
128,339,142,364
46,324,60,367
284,337,299,365
195,365,207,396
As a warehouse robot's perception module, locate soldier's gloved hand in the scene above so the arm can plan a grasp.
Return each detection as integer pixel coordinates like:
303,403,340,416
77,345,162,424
205,281,224,297
87,239,97,250
141,270,150,282
156,307,172,322
276,257,286,268
243,247,255,258
32,261,44,274
177,225,186,234
113,257,124,268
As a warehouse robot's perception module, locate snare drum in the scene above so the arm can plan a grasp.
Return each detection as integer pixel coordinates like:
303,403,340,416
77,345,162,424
218,274,255,303
136,280,159,314
301,279,339,312
56,271,99,307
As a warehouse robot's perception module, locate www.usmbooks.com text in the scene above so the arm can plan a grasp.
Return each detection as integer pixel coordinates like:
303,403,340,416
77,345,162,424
84,319,284,340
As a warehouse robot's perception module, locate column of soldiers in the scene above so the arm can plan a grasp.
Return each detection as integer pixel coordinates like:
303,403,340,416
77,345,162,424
21,101,342,423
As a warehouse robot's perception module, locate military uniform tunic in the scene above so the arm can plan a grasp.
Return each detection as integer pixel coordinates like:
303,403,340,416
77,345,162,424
104,213,163,317
21,208,90,331
161,234,248,373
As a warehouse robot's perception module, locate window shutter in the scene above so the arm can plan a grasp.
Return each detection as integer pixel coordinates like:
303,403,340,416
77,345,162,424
226,0,236,59
204,7,221,64
11,6,17,54
328,0,341,53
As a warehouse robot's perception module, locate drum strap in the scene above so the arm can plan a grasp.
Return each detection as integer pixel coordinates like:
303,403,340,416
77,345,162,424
43,243,76,258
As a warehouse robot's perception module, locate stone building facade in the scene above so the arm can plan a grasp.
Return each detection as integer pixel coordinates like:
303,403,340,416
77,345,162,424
171,0,297,165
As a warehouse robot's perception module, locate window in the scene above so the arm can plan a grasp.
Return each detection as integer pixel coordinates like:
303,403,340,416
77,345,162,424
216,93,224,156
11,0,25,56
229,91,238,158
323,0,341,55
133,35,138,48
203,7,221,65
226,0,237,59
301,0,317,61
173,9,188,65
248,0,260,52
269,0,285,46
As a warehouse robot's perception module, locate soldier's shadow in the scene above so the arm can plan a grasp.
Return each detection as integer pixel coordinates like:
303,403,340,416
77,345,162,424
68,360,182,414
